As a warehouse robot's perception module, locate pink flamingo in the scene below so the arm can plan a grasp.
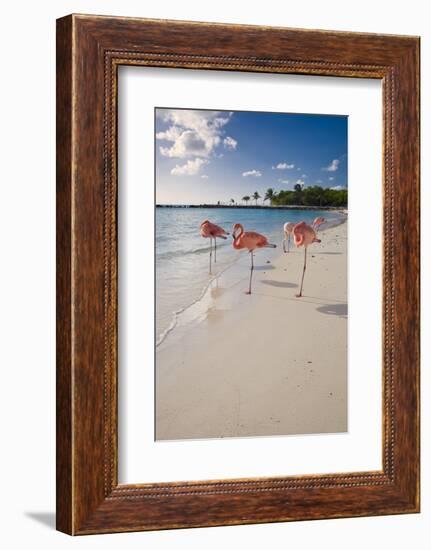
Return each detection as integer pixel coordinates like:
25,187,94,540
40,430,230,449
282,222,296,253
200,220,229,273
312,216,326,231
293,221,321,298
232,223,276,294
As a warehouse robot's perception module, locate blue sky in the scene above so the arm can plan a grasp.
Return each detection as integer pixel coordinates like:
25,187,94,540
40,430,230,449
155,108,347,204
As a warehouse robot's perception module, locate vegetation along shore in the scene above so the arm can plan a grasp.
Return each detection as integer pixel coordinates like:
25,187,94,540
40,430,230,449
157,185,347,210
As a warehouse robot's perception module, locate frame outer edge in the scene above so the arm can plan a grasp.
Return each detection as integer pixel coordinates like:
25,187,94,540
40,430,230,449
393,38,420,510
56,14,74,535
57,14,421,535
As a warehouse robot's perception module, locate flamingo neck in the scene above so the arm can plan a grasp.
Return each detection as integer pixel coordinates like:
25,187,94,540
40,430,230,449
232,224,244,248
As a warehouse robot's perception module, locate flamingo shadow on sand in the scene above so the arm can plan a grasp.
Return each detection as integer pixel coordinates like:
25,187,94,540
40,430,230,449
316,303,347,319
253,264,275,271
261,280,297,289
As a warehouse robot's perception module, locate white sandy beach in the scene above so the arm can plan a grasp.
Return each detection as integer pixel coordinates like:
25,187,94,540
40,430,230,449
156,220,347,441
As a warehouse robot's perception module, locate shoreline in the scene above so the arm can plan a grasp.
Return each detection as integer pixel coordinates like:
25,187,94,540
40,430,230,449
156,214,346,348
156,219,348,441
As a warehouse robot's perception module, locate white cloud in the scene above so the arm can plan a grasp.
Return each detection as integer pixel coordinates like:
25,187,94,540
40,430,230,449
330,185,346,191
223,136,237,150
242,170,262,177
201,174,209,179
171,158,208,176
316,179,323,183
272,162,295,170
155,126,182,142
159,130,214,158
295,179,305,186
301,174,307,178
156,109,233,159
323,159,340,172
328,176,335,181
278,179,289,184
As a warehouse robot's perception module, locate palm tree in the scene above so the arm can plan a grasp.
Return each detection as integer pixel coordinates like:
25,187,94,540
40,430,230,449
230,198,235,206
264,188,275,205
253,191,261,205
242,195,250,206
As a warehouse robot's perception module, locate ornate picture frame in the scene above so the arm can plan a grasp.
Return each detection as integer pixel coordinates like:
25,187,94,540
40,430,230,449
56,14,420,534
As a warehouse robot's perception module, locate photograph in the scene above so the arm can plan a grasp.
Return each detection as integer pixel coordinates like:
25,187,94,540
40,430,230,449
155,107,348,441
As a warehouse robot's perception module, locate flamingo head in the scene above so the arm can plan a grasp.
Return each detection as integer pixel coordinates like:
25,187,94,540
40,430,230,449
200,219,210,228
232,223,244,240
313,216,325,227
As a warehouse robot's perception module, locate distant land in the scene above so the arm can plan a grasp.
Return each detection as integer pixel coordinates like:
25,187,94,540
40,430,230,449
156,204,347,211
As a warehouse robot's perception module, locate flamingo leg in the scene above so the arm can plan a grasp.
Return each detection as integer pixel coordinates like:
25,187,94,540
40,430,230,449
214,236,217,263
246,250,254,294
297,246,307,297
283,236,286,253
288,233,290,253
209,237,212,274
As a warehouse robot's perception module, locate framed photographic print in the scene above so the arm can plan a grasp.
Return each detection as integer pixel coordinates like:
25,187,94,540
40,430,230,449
56,14,420,535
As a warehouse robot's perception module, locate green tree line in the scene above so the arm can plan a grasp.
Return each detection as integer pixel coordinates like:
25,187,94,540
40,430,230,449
268,184,347,207
237,185,347,207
